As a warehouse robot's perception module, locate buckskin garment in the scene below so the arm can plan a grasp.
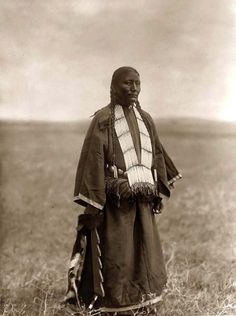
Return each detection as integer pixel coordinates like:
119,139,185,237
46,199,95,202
64,103,182,315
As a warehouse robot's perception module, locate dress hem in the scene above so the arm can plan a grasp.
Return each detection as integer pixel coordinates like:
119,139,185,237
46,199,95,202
96,295,162,313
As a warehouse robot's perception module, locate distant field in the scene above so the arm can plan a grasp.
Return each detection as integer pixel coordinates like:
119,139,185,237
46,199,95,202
0,119,235,316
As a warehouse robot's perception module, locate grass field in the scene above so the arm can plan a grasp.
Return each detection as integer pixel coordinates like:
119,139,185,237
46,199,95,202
0,119,235,316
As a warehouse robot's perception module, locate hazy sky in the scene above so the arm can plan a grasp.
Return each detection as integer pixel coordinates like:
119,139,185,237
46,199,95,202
1,0,236,121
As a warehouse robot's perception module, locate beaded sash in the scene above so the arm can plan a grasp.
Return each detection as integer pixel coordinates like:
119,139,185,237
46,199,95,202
114,105,154,190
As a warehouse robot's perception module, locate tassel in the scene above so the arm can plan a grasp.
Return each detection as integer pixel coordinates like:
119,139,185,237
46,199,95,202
154,169,158,182
88,295,98,310
113,164,118,179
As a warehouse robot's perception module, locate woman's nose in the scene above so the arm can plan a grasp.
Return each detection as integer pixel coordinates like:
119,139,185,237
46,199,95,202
131,82,137,91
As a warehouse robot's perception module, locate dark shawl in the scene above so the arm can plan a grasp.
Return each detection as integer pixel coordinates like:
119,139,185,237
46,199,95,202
74,104,181,209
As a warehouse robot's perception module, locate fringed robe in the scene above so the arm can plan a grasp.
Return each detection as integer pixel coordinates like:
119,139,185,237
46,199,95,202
69,104,181,313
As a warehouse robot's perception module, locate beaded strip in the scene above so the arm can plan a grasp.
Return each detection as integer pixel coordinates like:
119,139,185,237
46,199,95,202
114,104,154,187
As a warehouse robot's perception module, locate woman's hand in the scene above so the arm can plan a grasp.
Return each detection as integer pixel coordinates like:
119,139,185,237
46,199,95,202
77,205,103,231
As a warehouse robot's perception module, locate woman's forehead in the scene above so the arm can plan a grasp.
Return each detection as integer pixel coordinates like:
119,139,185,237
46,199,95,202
113,70,140,83
111,66,139,82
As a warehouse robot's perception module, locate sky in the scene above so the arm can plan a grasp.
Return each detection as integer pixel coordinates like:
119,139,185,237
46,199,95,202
0,0,236,121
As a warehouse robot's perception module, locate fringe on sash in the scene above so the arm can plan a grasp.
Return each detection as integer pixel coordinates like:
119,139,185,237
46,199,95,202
105,176,159,207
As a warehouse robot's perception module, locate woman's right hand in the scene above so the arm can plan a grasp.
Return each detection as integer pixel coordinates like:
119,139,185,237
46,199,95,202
77,205,103,231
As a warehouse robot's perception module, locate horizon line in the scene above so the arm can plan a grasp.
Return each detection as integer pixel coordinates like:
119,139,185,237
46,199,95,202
0,116,235,124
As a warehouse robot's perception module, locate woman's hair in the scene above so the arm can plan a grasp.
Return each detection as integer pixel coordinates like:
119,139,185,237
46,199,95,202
111,66,139,85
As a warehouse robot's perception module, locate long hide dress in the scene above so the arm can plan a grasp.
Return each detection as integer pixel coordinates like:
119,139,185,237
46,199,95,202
65,104,181,314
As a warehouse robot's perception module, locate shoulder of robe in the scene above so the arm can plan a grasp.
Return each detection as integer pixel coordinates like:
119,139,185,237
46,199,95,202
140,108,163,153
139,108,156,128
91,104,111,131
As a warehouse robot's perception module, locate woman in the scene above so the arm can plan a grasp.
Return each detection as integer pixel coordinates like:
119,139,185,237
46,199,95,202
64,66,182,315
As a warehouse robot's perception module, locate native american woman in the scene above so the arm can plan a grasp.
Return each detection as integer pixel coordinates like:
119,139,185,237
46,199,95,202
64,67,182,315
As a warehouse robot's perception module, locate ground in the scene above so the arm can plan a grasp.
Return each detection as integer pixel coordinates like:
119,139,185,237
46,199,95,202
0,119,235,316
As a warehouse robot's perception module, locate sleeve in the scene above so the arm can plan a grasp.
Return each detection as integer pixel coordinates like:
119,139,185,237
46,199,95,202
73,115,106,210
161,146,182,186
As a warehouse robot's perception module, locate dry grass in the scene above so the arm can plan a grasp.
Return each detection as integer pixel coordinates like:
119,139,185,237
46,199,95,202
0,121,235,316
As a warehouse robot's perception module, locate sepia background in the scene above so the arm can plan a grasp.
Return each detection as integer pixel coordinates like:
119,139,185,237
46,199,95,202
0,1,236,315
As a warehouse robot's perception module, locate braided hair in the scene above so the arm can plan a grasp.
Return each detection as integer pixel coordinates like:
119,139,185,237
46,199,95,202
109,66,156,173
110,66,140,167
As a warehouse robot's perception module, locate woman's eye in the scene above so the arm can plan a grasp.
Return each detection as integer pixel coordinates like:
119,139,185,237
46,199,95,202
123,80,140,86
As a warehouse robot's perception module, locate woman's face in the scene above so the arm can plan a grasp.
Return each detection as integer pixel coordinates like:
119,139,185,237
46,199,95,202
113,70,141,106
